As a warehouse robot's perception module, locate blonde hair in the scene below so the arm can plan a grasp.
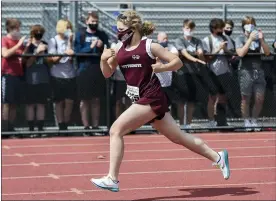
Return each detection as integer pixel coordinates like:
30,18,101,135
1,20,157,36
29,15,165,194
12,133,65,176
117,10,155,36
56,19,73,34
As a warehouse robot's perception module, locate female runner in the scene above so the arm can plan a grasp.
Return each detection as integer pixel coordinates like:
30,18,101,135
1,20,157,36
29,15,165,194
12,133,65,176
91,11,230,192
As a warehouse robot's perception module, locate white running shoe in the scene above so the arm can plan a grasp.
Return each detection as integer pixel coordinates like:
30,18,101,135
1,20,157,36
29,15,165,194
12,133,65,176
213,150,230,180
251,119,261,132
91,176,119,192
184,124,192,129
244,119,252,132
209,120,217,127
184,124,194,133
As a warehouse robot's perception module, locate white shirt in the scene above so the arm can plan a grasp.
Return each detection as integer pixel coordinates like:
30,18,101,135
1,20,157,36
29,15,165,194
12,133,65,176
48,35,76,78
156,44,178,87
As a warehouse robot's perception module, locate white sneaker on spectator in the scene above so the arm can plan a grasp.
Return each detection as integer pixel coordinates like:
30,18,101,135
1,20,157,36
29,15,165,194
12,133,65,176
184,124,193,133
209,120,217,127
251,119,261,132
244,119,252,132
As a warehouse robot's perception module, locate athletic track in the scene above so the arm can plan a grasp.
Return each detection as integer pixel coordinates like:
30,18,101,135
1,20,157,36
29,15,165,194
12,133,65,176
2,131,276,200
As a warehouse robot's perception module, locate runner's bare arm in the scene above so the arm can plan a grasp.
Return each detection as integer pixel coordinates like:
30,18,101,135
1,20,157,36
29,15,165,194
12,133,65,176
151,43,183,72
100,48,118,78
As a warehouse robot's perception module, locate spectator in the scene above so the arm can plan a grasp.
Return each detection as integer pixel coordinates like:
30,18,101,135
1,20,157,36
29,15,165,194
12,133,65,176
273,39,276,101
156,32,179,88
202,18,233,127
110,42,131,120
47,19,76,132
224,19,240,70
155,32,178,119
235,16,270,131
223,19,242,118
174,19,206,129
74,11,109,134
224,20,234,38
22,25,50,136
1,18,25,133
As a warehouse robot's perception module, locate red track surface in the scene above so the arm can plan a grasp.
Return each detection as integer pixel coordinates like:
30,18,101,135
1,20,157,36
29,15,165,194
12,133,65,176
2,132,276,200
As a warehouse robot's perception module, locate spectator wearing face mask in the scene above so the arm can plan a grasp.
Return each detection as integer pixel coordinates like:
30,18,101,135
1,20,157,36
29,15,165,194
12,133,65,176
154,32,178,119
224,20,234,40
174,19,207,129
74,11,109,135
155,32,178,89
47,19,76,132
202,18,233,128
223,19,239,69
235,16,270,131
223,19,242,118
1,18,26,133
22,25,50,136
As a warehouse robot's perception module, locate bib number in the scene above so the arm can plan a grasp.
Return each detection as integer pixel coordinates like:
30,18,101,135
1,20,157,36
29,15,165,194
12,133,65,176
126,85,140,103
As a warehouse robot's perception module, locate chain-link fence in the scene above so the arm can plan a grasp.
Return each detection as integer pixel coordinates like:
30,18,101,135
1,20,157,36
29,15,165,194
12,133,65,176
2,2,275,47
1,1,276,137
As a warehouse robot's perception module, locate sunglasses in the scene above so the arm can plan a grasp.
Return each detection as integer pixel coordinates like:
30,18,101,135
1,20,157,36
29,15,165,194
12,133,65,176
117,13,127,20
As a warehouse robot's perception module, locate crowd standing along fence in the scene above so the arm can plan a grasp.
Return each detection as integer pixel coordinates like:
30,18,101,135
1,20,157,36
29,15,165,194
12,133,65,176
1,1,276,136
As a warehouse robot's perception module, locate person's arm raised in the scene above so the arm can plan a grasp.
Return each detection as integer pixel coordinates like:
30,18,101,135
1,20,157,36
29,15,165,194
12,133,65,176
2,36,26,58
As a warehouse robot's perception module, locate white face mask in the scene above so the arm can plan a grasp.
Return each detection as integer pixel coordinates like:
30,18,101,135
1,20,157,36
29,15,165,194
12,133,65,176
244,24,255,33
184,30,193,37
64,29,72,39
10,30,21,40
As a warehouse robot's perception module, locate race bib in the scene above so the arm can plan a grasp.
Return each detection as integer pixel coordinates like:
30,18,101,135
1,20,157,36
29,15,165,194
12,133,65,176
126,85,140,103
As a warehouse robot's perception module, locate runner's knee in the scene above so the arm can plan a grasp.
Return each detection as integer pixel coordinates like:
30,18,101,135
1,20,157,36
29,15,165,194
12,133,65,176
109,126,127,138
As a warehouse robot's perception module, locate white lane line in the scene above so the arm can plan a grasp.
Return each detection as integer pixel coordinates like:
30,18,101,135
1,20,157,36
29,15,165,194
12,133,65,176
2,154,276,167
3,138,275,149
14,153,23,157
3,131,275,143
29,162,39,167
3,145,10,149
48,174,60,179
2,166,276,180
2,181,276,196
70,188,83,195
2,145,275,157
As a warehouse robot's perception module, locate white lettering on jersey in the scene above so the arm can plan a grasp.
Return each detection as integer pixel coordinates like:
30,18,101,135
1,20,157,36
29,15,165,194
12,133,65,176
121,64,142,68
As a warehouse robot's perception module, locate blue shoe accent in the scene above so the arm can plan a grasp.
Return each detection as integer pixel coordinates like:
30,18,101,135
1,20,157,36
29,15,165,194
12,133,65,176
91,180,119,192
223,149,230,180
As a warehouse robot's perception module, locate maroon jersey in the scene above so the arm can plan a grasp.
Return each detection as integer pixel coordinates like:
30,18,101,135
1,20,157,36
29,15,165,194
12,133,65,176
116,37,169,120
